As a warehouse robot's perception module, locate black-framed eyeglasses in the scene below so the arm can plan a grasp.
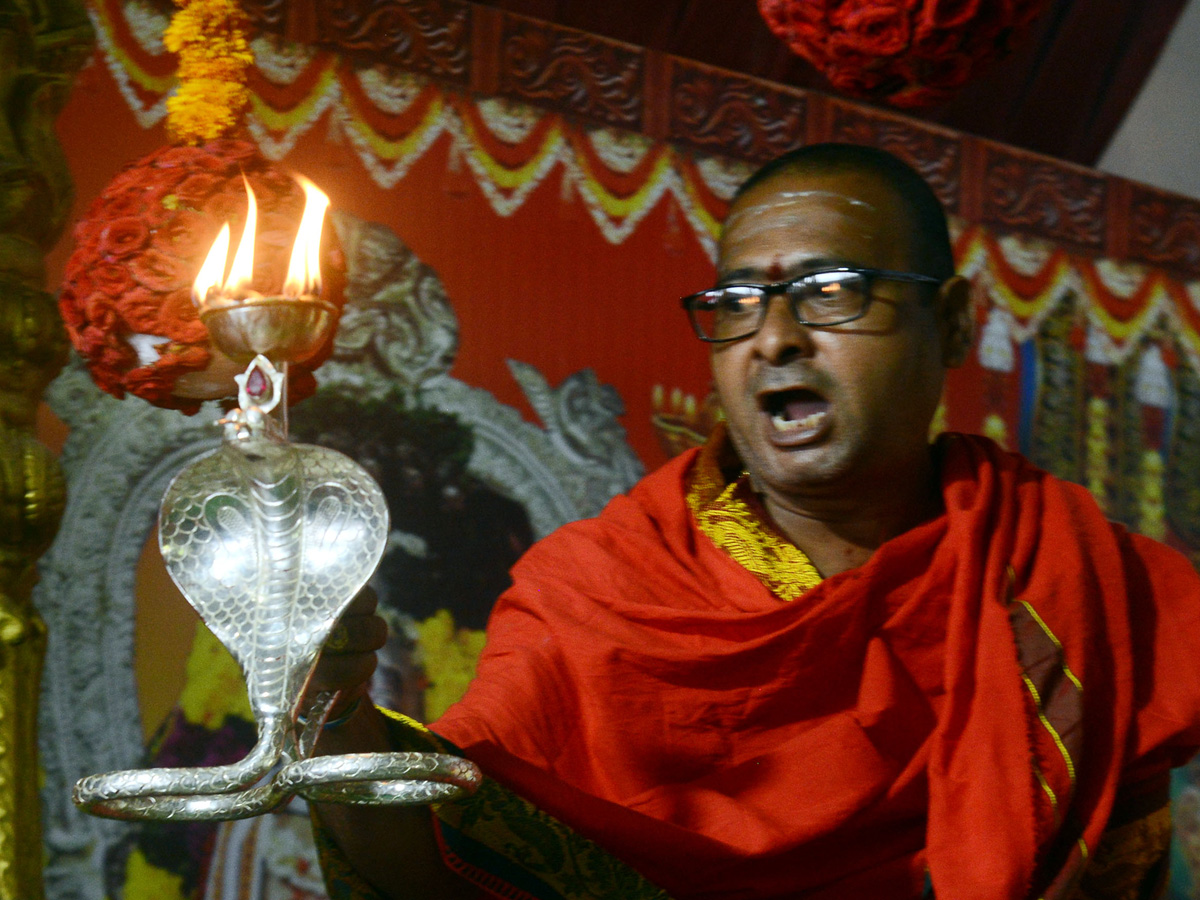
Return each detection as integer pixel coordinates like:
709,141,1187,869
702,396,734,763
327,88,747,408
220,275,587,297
680,267,944,343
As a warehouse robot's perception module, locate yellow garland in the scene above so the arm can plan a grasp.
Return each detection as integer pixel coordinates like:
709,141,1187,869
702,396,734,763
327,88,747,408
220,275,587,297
928,396,948,441
1085,396,1110,510
983,412,1010,450
124,847,188,900
416,609,487,721
1138,448,1166,541
179,622,252,728
163,0,253,145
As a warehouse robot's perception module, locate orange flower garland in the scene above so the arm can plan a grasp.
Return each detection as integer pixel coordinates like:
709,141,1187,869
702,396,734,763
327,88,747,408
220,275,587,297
163,0,253,146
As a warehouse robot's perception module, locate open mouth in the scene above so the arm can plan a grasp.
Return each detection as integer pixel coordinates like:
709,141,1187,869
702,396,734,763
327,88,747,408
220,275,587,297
762,388,829,434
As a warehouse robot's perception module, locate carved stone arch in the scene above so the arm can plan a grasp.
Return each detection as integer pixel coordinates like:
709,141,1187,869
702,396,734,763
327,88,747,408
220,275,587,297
416,367,643,538
37,362,223,899
418,376,585,536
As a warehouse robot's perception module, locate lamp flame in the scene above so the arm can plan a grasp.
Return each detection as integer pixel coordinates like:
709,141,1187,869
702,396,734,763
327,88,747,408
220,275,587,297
227,175,258,295
194,223,231,304
192,174,330,309
283,176,330,297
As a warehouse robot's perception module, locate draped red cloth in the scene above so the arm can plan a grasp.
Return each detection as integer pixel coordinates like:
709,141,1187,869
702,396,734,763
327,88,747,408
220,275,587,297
433,433,1200,899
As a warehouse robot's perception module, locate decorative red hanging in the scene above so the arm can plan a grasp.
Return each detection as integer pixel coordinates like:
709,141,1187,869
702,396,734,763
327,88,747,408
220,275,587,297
758,0,1053,108
58,140,345,413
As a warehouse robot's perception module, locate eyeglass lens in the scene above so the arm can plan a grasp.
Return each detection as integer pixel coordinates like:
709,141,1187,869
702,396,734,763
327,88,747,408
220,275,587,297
689,271,869,340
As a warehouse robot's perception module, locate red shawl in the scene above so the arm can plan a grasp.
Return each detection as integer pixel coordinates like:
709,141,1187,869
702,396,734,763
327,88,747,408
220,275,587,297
433,434,1200,899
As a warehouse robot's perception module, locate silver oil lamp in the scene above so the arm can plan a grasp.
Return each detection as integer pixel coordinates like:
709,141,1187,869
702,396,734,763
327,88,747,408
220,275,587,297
73,176,480,821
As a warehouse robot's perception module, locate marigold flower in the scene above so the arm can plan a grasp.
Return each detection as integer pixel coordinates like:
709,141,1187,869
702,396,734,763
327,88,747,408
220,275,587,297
163,0,253,144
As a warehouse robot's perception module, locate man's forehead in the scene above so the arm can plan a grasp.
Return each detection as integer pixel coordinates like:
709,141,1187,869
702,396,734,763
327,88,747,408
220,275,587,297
722,188,878,232
727,165,898,218
717,169,911,272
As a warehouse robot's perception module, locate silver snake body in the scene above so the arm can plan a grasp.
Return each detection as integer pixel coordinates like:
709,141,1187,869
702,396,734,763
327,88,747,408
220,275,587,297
73,435,479,822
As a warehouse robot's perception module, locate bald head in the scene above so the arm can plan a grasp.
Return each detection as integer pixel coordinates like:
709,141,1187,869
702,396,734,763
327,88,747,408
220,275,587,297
730,143,955,282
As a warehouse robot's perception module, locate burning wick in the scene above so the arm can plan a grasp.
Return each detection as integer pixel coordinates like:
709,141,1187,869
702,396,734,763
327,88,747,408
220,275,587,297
193,174,331,310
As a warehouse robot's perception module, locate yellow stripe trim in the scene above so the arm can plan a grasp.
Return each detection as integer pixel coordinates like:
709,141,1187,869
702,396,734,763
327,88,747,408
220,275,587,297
1033,765,1058,810
678,164,722,241
576,149,675,219
92,5,177,93
1017,600,1083,693
1021,672,1077,785
340,95,447,160
460,113,564,189
986,259,1075,319
248,65,340,131
1079,273,1171,342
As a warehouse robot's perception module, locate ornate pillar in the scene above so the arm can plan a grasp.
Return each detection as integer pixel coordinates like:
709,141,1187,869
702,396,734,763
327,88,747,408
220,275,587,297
0,2,92,898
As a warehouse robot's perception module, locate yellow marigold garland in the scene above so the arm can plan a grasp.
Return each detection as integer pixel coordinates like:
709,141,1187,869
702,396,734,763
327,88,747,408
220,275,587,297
163,0,253,145
1085,396,1110,510
124,847,188,900
416,609,487,721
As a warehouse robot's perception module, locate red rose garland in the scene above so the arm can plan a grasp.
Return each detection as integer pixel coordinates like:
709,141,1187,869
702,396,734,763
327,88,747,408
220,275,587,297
758,0,1052,107
59,140,344,412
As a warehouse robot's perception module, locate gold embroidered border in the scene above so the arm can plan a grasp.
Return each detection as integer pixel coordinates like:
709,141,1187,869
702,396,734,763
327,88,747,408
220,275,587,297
686,426,822,602
313,711,673,900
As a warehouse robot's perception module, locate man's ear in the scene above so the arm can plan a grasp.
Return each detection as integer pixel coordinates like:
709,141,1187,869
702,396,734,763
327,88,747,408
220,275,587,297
936,275,974,368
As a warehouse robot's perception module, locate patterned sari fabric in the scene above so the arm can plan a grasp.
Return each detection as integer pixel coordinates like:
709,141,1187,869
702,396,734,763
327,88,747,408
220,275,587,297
317,430,1200,899
314,711,668,900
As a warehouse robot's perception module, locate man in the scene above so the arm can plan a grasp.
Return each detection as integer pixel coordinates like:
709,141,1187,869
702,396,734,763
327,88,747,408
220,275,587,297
307,144,1200,899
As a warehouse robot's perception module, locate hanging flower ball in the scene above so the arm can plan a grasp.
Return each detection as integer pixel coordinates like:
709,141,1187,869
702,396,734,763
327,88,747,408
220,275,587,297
758,0,1053,108
58,140,345,412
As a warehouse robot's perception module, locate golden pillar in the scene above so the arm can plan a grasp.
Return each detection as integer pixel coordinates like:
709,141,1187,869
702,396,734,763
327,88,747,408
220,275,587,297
0,2,92,898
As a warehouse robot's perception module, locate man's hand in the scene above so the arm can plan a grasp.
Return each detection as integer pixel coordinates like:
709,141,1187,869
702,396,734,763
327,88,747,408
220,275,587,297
306,587,479,900
309,586,389,718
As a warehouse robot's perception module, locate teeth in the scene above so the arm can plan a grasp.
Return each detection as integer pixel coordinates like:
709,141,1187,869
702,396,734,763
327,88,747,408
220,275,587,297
770,410,826,433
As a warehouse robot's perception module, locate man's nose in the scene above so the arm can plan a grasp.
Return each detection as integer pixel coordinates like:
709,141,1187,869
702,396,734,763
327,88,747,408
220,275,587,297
752,292,814,363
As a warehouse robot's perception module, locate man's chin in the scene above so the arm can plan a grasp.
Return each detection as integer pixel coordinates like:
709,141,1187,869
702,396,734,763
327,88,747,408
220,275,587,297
748,448,852,500
731,424,842,486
